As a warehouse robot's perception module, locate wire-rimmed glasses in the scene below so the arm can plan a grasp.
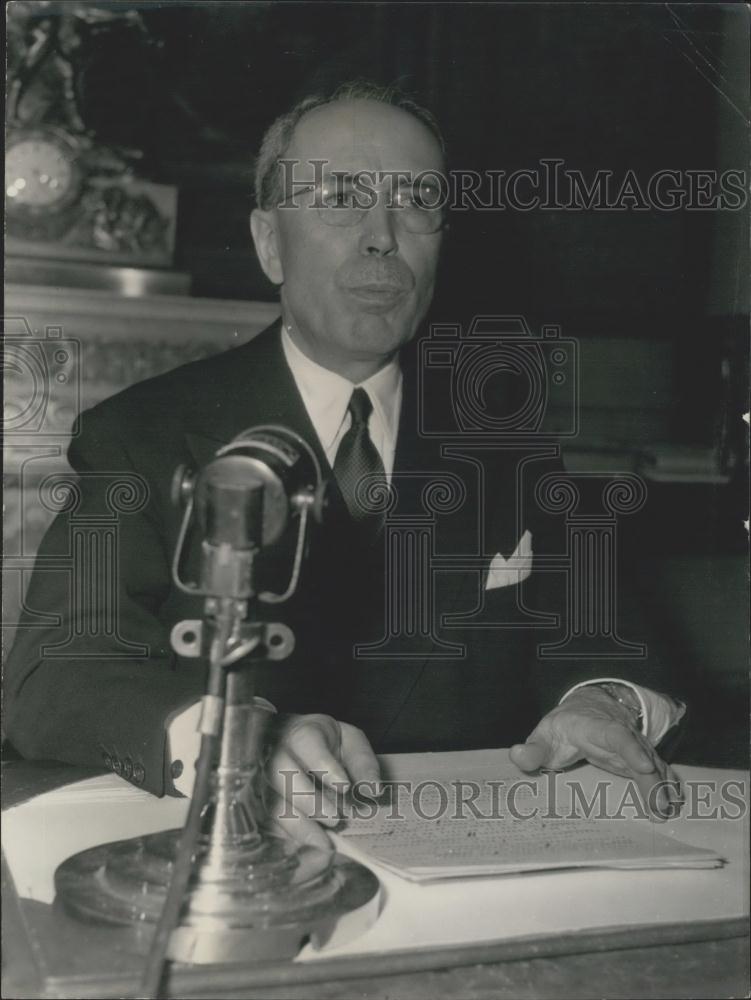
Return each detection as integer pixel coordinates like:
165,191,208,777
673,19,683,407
277,171,447,234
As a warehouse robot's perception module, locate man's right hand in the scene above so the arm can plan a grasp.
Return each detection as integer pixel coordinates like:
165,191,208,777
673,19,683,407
264,714,381,851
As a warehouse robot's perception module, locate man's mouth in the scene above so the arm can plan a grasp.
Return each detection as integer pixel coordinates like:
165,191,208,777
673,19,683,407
344,283,406,307
337,259,415,312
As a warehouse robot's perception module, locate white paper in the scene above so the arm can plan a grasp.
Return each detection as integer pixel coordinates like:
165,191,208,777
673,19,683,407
337,750,722,879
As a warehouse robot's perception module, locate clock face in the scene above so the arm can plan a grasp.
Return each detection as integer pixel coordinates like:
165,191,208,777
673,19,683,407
6,135,79,212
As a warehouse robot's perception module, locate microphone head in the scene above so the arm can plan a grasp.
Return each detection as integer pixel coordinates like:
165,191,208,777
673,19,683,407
197,454,287,549
193,427,325,551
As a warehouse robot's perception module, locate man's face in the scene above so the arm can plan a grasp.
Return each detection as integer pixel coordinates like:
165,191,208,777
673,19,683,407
253,99,445,375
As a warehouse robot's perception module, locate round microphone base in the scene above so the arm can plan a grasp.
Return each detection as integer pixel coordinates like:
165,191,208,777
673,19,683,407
55,828,381,964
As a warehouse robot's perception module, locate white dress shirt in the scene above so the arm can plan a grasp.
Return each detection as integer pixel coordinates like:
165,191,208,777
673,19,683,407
167,323,684,794
280,324,402,478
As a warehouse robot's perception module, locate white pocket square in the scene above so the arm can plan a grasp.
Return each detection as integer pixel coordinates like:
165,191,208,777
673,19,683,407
485,529,533,590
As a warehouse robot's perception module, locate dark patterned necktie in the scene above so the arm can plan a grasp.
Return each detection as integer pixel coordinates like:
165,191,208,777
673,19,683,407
333,387,387,528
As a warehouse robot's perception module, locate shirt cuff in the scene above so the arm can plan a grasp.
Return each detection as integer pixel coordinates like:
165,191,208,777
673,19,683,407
166,700,201,797
166,696,277,797
559,678,686,746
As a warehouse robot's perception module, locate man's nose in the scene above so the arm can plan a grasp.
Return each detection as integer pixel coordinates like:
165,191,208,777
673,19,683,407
357,203,398,256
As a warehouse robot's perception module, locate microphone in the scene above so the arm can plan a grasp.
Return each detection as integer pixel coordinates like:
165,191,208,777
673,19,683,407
171,425,326,604
141,428,325,997
136,427,376,999
196,456,268,551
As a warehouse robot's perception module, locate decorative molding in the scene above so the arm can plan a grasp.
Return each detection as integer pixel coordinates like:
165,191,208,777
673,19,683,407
4,283,280,343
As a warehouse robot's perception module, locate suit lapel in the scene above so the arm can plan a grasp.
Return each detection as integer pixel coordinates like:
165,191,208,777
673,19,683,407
183,319,329,477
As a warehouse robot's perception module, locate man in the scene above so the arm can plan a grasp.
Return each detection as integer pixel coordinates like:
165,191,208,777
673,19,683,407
5,82,684,848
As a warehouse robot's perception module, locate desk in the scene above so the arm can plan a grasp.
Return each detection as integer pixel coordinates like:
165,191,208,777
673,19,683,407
2,760,749,1000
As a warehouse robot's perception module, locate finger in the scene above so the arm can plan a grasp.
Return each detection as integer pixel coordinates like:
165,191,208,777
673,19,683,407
656,758,683,799
340,723,381,788
625,759,678,822
579,749,634,780
631,770,672,821
282,717,351,791
265,797,334,852
510,739,551,772
664,765,684,805
601,724,655,774
582,738,682,821
282,713,342,751
266,748,342,826
585,731,670,820
577,761,669,822
627,747,684,815
648,765,685,818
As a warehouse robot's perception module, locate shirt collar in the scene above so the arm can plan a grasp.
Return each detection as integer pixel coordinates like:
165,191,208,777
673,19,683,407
280,324,402,453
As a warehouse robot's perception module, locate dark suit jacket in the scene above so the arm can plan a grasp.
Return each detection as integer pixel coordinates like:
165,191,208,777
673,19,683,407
4,321,671,795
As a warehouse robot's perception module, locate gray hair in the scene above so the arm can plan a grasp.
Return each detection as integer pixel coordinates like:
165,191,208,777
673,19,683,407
254,80,446,210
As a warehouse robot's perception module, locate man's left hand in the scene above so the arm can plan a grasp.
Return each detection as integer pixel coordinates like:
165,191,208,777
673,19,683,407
509,687,683,820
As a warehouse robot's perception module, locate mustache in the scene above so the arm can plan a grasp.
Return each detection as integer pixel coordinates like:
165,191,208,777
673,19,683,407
337,258,415,292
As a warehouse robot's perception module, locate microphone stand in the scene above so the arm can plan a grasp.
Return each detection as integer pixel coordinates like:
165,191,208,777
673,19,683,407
139,605,231,999
53,428,381,1000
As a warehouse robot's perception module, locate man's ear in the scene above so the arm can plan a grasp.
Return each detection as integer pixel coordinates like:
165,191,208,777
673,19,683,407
250,209,284,285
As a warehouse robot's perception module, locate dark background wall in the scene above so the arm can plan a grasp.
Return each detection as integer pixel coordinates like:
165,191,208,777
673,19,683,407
59,4,748,323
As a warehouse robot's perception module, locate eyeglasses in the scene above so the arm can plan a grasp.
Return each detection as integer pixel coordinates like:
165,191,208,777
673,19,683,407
277,176,447,235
